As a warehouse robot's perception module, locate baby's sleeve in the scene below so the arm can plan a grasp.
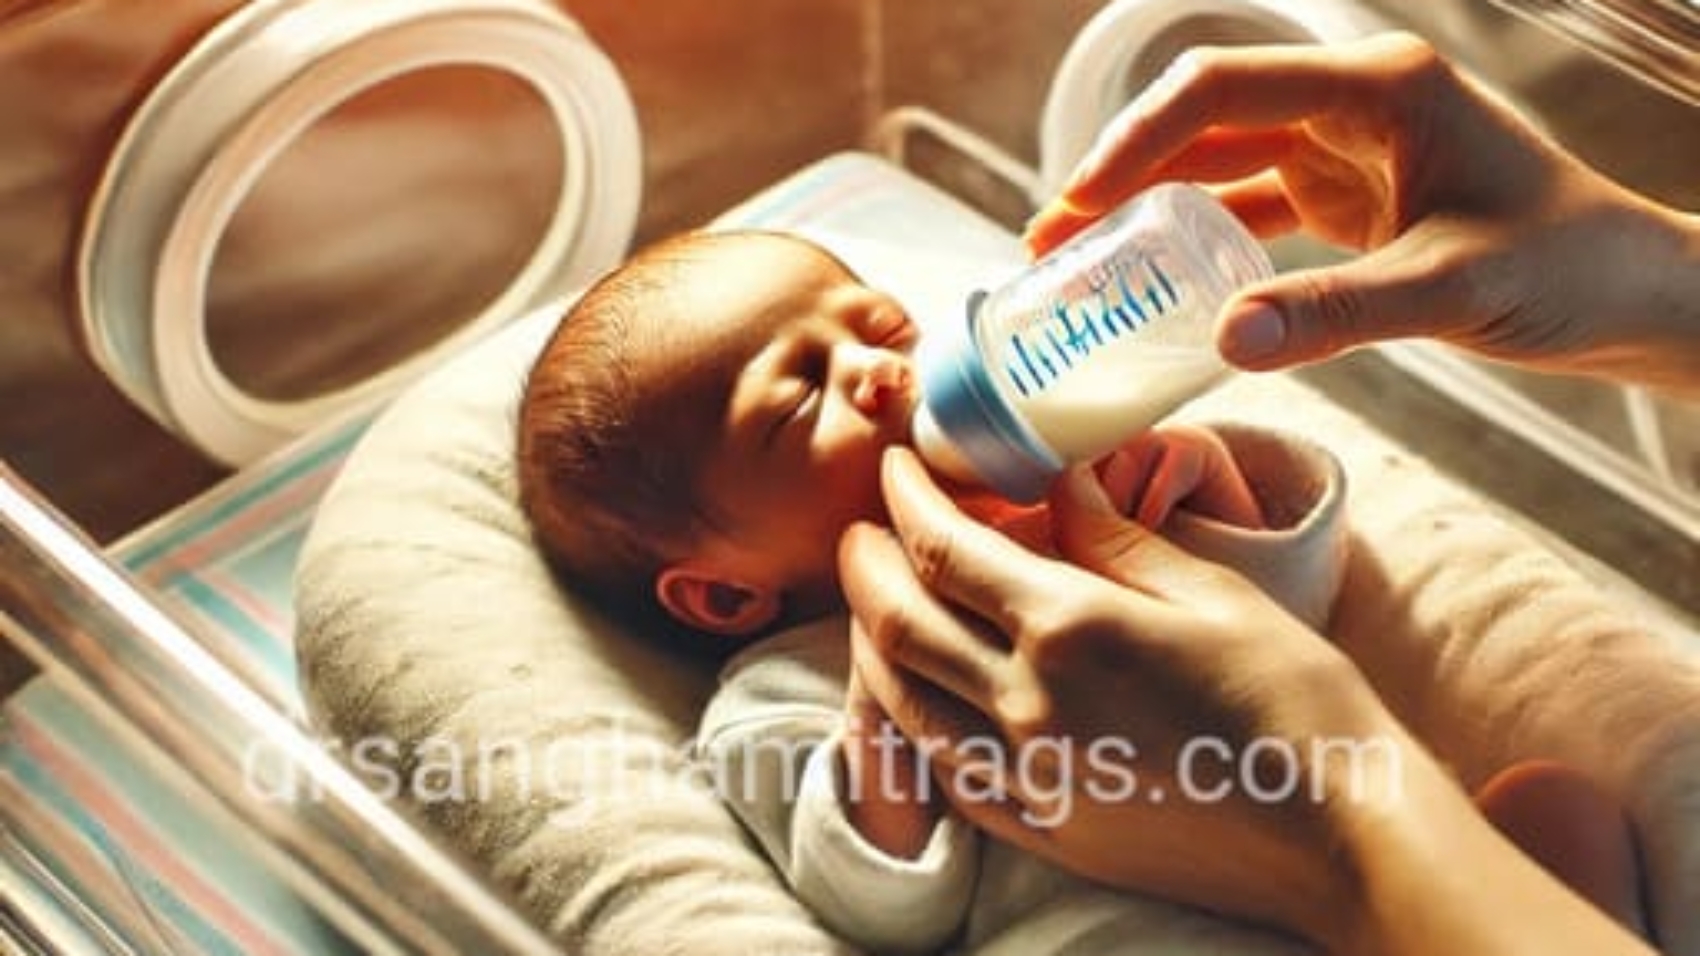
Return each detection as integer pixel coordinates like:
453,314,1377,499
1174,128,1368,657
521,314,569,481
696,619,977,954
1163,423,1349,630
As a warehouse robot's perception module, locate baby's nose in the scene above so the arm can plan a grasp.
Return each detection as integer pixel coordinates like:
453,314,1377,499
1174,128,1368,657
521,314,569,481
849,350,912,418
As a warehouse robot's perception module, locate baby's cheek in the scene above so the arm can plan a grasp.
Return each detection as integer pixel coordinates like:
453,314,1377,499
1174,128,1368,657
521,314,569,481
822,408,890,473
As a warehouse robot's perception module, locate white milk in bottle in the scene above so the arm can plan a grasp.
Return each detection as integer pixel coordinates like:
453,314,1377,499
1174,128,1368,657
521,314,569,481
911,183,1272,501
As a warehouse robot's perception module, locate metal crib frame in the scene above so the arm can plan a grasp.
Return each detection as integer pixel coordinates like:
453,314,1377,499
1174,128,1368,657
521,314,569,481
0,463,557,955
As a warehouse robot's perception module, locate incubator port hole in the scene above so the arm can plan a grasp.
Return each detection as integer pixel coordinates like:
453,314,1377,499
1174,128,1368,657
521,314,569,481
204,64,564,403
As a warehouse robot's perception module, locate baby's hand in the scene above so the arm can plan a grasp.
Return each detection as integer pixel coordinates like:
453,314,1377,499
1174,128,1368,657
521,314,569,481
1097,424,1265,530
841,668,941,860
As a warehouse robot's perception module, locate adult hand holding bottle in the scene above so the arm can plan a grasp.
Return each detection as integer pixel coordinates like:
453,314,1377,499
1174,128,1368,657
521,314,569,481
1027,32,1700,395
838,33,1687,956
839,447,1656,956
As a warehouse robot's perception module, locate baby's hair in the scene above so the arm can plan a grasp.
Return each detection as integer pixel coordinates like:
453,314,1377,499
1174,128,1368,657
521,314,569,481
517,232,708,618
516,229,855,623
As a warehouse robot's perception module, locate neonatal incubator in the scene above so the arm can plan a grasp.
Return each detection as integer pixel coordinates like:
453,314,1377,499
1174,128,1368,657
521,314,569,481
1,0,1697,953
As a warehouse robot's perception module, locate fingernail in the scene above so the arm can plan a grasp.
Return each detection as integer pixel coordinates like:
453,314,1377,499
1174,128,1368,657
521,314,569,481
1023,198,1060,231
1097,450,1140,515
1220,303,1287,365
1062,150,1101,196
1064,128,1127,197
1021,201,1070,255
1065,94,1149,194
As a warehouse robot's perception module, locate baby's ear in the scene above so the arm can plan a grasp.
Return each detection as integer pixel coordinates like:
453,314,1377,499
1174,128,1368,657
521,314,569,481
656,565,781,636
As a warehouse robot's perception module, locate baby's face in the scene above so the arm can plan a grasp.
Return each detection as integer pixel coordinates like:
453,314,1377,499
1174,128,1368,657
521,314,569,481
668,237,919,612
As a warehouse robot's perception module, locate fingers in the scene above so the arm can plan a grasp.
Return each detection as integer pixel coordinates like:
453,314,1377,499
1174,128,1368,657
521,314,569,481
931,764,1062,855
846,570,1075,825
1048,464,1194,592
873,448,1079,638
1143,126,1304,188
1216,226,1480,369
1025,200,1099,258
1133,442,1200,529
847,617,1003,757
852,620,1085,837
1058,35,1429,217
1097,441,1163,518
1028,135,1301,256
1155,426,1266,529
1211,171,1303,239
840,521,1006,711
842,664,885,729
1099,428,1264,530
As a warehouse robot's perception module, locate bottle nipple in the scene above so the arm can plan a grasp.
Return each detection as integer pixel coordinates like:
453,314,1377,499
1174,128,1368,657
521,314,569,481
910,401,983,487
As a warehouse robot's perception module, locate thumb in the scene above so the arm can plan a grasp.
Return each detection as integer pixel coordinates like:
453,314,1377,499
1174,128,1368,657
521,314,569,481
1217,234,1473,371
1048,465,1189,591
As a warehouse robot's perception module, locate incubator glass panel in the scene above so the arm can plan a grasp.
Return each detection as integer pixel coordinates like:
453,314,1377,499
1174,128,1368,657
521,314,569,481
205,64,564,403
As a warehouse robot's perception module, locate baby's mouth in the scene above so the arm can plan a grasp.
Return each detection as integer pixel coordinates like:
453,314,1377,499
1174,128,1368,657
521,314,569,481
853,356,918,434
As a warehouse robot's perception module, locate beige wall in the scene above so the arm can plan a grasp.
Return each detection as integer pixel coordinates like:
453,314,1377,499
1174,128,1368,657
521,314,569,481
571,0,868,243
578,0,1102,241
878,0,1102,225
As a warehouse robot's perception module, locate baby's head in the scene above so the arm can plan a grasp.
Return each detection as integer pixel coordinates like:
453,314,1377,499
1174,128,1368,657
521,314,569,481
517,230,919,639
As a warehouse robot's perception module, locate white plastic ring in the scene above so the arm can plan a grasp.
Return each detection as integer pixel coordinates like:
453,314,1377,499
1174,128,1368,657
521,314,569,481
1037,0,1385,194
78,0,640,464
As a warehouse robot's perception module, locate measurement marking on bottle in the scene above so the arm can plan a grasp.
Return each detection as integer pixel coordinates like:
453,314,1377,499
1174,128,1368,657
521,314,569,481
1002,255,1181,397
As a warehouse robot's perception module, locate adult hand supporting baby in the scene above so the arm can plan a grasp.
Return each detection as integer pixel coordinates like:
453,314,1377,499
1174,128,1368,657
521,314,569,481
1027,33,1700,395
838,447,1656,956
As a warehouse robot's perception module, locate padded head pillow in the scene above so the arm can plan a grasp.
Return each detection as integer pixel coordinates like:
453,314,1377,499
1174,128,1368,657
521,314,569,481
294,309,856,954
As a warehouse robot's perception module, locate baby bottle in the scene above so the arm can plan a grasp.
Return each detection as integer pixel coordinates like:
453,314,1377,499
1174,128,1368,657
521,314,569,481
911,183,1272,502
